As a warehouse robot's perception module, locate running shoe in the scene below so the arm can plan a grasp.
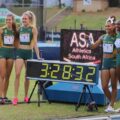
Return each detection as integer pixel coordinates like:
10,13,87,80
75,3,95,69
3,97,11,103
12,98,18,105
24,97,29,103
0,97,5,104
105,105,115,112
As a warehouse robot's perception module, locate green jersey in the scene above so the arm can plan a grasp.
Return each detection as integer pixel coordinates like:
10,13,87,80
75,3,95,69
1,27,14,47
19,26,33,45
115,32,120,66
100,34,116,54
115,32,120,49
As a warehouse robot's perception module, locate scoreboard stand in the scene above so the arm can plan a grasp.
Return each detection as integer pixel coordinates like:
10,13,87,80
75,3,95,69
27,59,99,110
75,84,98,111
28,81,51,106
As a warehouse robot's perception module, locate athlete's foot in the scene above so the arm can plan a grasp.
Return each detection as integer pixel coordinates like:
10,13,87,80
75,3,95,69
12,98,18,105
0,97,5,104
24,97,29,103
3,97,11,103
105,105,115,113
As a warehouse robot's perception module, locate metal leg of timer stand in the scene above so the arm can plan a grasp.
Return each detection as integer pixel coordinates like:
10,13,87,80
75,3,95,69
75,85,98,111
37,81,51,106
28,81,38,103
28,81,51,107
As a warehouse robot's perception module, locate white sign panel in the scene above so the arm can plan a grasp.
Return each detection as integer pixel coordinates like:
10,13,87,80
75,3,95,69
83,0,92,5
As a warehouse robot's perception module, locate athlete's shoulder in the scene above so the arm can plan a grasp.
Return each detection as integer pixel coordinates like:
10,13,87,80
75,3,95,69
2,26,7,30
18,26,23,32
99,34,106,41
0,26,6,34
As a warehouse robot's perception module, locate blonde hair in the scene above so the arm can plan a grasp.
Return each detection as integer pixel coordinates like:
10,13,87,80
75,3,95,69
22,11,37,27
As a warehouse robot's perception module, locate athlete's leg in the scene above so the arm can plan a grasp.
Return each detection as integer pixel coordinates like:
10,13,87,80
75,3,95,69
14,59,24,98
0,58,6,103
101,70,111,101
3,59,14,98
24,60,30,102
110,68,117,107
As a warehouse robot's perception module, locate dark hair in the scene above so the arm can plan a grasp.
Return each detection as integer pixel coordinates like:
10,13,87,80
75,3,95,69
12,22,19,39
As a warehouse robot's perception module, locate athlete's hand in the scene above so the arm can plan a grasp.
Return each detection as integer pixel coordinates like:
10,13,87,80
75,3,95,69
37,57,44,60
84,34,89,40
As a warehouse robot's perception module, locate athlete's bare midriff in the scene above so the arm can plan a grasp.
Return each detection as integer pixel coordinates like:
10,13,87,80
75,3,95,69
103,53,114,58
18,44,32,50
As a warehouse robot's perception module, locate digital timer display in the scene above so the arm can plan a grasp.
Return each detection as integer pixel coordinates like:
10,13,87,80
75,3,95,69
26,60,99,84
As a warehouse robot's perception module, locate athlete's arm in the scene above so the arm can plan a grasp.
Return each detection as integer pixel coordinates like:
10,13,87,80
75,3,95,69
0,27,3,34
32,27,41,59
0,28,3,47
90,38,102,49
85,34,102,49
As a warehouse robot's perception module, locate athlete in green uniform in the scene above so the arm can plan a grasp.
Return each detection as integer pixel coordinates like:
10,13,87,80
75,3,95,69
12,11,40,105
86,16,117,112
0,14,18,104
115,20,120,78
16,26,33,60
100,34,116,70
112,20,120,112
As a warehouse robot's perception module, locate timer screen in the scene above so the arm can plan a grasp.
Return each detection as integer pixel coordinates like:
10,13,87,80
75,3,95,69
27,60,99,84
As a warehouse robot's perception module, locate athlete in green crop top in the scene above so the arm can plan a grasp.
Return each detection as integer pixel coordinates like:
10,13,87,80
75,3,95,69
100,33,116,69
86,16,117,112
13,11,40,105
0,14,18,104
115,20,120,92
0,27,16,59
115,31,120,66
19,26,33,45
15,26,33,60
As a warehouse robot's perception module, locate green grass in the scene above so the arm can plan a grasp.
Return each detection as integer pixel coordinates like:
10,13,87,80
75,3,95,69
56,8,120,31
57,13,106,30
1,65,120,120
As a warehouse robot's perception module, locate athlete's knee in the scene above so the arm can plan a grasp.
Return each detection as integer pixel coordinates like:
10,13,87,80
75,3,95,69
112,88,117,93
102,85,109,91
0,73,5,80
112,85,117,91
111,81,117,89
15,72,21,79
5,74,10,81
